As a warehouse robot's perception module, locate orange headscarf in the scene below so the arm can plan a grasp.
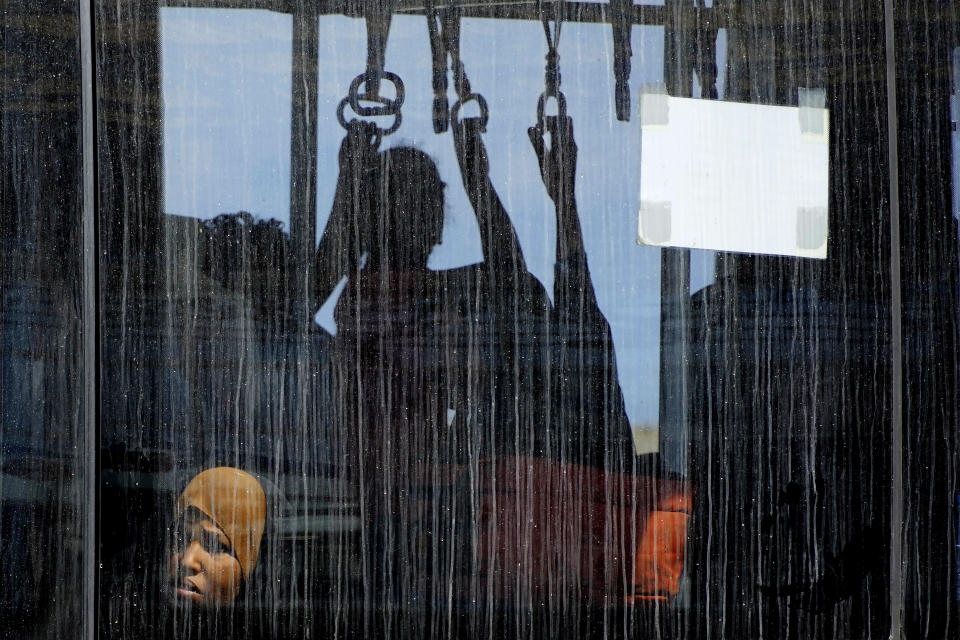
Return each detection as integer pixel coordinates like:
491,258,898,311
177,467,267,581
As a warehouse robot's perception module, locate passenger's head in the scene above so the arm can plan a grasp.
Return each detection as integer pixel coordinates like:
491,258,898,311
365,146,446,269
168,467,266,608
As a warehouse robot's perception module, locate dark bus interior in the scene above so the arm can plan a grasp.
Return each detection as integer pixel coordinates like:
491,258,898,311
3,1,960,638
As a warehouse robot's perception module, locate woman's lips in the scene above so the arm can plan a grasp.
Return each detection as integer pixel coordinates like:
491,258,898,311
177,580,202,601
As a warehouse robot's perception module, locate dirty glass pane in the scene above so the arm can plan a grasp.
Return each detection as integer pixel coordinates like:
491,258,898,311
898,3,960,638
0,1,90,637
94,1,906,639
686,2,893,638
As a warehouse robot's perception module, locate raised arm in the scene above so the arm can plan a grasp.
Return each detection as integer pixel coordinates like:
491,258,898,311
530,116,634,468
527,115,597,311
313,122,380,308
452,116,529,277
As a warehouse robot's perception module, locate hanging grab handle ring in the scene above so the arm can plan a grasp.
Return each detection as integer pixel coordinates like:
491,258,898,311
427,0,489,133
336,87,403,136
337,69,405,135
450,92,490,130
348,71,405,117
336,97,397,139
535,0,567,132
536,92,567,132
337,2,404,137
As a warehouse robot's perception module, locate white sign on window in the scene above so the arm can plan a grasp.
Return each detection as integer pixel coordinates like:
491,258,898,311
637,89,829,259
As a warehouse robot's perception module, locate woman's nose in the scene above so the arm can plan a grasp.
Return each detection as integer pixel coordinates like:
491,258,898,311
180,541,204,572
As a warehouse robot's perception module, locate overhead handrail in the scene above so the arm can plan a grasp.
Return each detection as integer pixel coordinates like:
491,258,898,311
535,0,567,132
337,1,405,138
426,0,489,133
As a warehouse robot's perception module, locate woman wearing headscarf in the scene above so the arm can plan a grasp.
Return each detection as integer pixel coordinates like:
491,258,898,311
164,467,301,640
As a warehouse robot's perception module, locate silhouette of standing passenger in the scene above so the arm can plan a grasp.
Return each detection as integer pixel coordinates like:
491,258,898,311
313,120,552,618
314,123,456,481
315,116,634,479
313,114,635,619
314,120,554,478
314,123,469,620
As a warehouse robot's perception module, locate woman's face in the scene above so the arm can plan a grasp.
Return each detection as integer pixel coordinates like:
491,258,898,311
168,507,243,607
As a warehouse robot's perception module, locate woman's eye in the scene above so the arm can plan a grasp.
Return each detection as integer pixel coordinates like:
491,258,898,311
202,530,230,554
